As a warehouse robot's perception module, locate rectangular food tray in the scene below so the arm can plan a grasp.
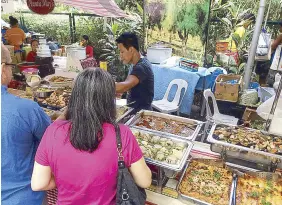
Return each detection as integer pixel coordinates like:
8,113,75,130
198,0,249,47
177,159,234,205
126,110,203,141
116,105,134,123
131,127,193,172
230,170,282,205
207,123,282,169
35,99,64,110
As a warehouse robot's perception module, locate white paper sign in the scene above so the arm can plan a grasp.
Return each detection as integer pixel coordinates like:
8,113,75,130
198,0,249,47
1,0,15,14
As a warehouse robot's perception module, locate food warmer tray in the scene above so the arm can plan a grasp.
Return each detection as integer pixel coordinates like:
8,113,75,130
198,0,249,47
177,159,234,205
126,110,203,141
132,128,193,172
36,101,64,110
207,123,282,170
230,170,282,205
116,105,134,123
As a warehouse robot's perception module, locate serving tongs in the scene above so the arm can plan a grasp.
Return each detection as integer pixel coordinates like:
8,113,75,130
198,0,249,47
229,174,238,205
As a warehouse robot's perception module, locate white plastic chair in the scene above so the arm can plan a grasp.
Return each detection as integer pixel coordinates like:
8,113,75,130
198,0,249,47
152,79,188,115
203,89,238,125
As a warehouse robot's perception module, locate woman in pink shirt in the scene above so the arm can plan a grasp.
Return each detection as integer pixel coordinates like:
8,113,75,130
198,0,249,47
31,68,152,205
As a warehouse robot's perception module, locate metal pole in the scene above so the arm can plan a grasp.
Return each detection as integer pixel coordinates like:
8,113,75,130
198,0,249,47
265,72,282,131
69,13,74,43
203,0,213,67
243,0,266,90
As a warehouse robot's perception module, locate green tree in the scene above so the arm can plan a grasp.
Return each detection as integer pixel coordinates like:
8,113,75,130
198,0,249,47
162,0,177,43
176,3,209,48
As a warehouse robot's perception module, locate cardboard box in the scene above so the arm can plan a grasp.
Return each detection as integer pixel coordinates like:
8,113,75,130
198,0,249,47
214,74,242,102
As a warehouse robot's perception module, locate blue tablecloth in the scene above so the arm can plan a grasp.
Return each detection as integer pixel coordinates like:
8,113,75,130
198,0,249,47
152,65,200,115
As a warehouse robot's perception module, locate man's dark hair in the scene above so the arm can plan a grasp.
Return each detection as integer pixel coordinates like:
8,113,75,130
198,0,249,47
9,16,18,27
116,32,139,52
66,68,117,152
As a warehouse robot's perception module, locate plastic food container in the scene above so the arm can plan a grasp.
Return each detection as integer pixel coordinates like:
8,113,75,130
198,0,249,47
18,63,39,73
22,68,39,78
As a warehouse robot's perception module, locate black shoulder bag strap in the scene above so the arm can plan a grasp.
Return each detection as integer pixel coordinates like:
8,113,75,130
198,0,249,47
115,125,126,169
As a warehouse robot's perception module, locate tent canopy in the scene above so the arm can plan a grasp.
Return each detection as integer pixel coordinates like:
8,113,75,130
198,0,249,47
56,0,128,17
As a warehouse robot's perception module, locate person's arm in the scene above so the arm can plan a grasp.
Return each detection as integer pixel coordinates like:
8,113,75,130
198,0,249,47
272,34,282,51
31,162,56,191
31,106,51,141
116,75,139,93
22,30,26,42
4,29,10,43
56,108,67,121
86,45,93,58
31,125,56,191
129,158,152,188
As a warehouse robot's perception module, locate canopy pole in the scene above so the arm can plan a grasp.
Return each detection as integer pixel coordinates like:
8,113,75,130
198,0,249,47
243,0,266,90
265,71,282,131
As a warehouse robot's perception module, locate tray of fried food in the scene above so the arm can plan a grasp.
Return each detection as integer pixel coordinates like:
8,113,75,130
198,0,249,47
126,110,203,141
18,94,34,101
48,76,73,83
37,88,71,110
177,159,233,205
8,88,25,96
235,171,282,205
207,123,282,167
45,76,74,87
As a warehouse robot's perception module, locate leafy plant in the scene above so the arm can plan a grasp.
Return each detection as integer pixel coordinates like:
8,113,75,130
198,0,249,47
99,12,143,81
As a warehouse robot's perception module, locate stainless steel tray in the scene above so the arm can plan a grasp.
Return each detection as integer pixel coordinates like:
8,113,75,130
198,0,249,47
177,159,233,205
126,110,203,141
231,171,282,205
207,123,282,168
116,105,134,123
131,127,193,172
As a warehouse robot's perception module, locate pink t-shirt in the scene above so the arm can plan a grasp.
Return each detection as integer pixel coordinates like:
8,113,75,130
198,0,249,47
35,120,143,205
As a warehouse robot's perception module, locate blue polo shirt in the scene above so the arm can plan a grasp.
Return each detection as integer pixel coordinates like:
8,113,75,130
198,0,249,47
1,85,51,205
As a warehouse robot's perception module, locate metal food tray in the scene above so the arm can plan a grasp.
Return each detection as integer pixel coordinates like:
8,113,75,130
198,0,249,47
131,127,193,172
43,108,56,117
116,105,134,123
177,159,233,205
230,170,282,205
126,110,203,141
207,123,282,169
37,101,64,110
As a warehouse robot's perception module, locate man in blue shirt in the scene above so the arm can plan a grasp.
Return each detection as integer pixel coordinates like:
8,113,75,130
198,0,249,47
1,43,51,205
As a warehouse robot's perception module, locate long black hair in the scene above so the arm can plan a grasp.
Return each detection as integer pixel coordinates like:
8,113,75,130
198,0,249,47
66,68,117,152
9,16,18,27
82,35,93,46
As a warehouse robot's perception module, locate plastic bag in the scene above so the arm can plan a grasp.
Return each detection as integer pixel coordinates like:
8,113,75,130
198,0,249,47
257,93,282,120
256,30,272,56
66,51,83,73
273,73,281,90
